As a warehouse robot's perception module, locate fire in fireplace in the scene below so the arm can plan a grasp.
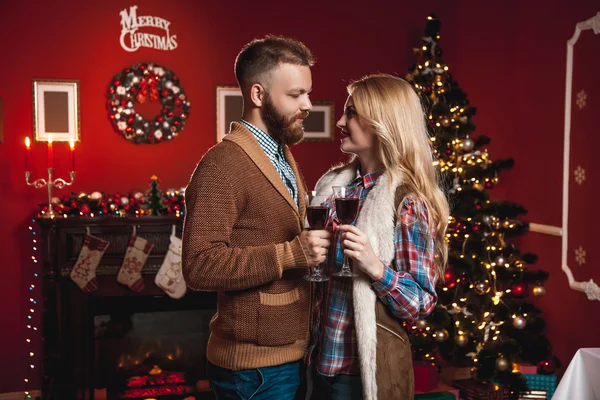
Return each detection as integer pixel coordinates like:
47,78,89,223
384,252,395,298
92,299,215,400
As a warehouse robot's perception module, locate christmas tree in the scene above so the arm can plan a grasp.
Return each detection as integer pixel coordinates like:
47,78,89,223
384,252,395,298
145,175,166,216
405,14,556,395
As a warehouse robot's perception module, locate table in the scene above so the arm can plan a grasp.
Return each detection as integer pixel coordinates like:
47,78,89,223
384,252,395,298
553,348,600,399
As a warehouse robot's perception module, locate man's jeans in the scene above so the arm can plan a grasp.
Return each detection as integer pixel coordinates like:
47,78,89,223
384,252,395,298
207,360,302,400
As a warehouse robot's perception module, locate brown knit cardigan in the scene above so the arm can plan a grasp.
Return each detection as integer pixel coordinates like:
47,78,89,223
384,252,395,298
182,122,311,370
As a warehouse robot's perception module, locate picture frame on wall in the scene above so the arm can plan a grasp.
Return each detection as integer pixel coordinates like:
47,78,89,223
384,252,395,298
302,101,335,142
216,86,243,142
32,79,80,143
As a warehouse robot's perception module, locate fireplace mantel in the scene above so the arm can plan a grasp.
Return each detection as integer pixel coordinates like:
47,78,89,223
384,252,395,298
37,216,216,400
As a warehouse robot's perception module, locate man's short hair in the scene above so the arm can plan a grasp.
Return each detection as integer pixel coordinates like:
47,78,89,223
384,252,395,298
234,35,314,90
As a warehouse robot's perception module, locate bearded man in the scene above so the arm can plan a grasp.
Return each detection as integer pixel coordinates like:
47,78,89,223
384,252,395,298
182,35,331,400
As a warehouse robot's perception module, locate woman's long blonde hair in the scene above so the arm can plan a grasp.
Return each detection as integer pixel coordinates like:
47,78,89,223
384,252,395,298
348,74,449,277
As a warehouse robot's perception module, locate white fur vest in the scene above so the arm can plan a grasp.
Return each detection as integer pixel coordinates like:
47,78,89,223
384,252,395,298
313,162,403,400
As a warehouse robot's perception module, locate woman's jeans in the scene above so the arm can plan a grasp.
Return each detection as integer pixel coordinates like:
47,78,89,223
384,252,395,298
310,368,363,400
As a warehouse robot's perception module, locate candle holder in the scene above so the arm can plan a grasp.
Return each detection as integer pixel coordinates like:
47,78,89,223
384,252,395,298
26,168,76,218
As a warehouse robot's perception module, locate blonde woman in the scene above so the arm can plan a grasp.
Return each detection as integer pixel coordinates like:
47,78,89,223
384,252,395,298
309,74,449,400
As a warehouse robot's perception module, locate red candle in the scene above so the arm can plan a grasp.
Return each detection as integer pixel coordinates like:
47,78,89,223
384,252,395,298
24,137,31,171
69,139,75,171
47,135,54,169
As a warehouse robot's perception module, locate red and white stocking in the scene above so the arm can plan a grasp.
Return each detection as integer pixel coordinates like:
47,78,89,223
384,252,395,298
155,227,186,299
70,234,110,293
117,235,153,292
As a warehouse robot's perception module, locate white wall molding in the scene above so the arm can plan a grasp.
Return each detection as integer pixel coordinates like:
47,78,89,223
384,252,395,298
529,12,600,301
557,12,599,301
528,223,562,237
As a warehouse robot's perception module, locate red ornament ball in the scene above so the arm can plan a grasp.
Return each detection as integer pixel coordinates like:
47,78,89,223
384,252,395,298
512,284,526,297
444,269,457,288
538,359,556,374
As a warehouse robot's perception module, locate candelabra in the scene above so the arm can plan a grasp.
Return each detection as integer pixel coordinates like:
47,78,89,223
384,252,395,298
25,168,75,218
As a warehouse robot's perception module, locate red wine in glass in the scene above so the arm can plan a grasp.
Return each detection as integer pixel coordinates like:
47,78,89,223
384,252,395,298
307,205,328,229
332,185,363,278
303,194,330,282
335,198,359,225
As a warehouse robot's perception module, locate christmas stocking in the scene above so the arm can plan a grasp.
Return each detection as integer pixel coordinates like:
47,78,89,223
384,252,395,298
155,229,187,299
117,235,153,292
70,234,110,293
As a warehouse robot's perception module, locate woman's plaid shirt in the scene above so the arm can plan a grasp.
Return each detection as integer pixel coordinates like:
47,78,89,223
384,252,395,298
309,171,439,376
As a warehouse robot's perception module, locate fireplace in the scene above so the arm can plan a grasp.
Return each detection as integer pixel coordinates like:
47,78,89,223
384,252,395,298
38,216,217,400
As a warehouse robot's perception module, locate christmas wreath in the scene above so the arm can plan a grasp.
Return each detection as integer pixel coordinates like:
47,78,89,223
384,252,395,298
106,62,191,144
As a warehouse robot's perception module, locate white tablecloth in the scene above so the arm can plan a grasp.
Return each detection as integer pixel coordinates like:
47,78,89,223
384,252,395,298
553,348,600,399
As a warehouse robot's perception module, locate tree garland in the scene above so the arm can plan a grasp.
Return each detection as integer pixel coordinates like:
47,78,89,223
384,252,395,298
107,62,191,144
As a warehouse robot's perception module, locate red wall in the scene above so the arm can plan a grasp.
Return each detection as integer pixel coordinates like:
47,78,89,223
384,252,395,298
0,0,598,393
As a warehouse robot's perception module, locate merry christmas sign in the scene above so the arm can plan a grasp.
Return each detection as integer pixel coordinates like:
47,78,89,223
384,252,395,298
119,5,178,52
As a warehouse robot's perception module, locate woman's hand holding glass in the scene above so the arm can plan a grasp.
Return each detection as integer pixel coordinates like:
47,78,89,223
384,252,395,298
336,224,384,281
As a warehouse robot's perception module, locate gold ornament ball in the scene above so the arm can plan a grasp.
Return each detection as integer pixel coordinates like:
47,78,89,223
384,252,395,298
434,329,449,342
532,285,546,296
474,280,491,295
416,320,428,329
473,183,484,191
496,356,510,371
442,118,451,127
455,334,468,347
513,315,527,330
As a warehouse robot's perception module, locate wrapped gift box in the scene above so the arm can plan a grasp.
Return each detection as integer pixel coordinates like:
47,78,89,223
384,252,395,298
514,363,538,375
415,382,460,400
522,374,556,399
439,366,473,384
414,391,455,400
452,379,510,400
414,362,439,392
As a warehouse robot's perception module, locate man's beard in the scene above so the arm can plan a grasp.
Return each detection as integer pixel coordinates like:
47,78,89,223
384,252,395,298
261,93,308,145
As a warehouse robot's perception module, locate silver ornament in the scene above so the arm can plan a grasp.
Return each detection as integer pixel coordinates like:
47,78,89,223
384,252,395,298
416,320,428,329
482,215,491,225
496,356,510,371
463,137,475,151
434,329,449,342
513,316,527,330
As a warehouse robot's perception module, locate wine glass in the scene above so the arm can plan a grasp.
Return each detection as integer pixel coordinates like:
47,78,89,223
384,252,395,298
332,185,363,278
304,191,330,282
